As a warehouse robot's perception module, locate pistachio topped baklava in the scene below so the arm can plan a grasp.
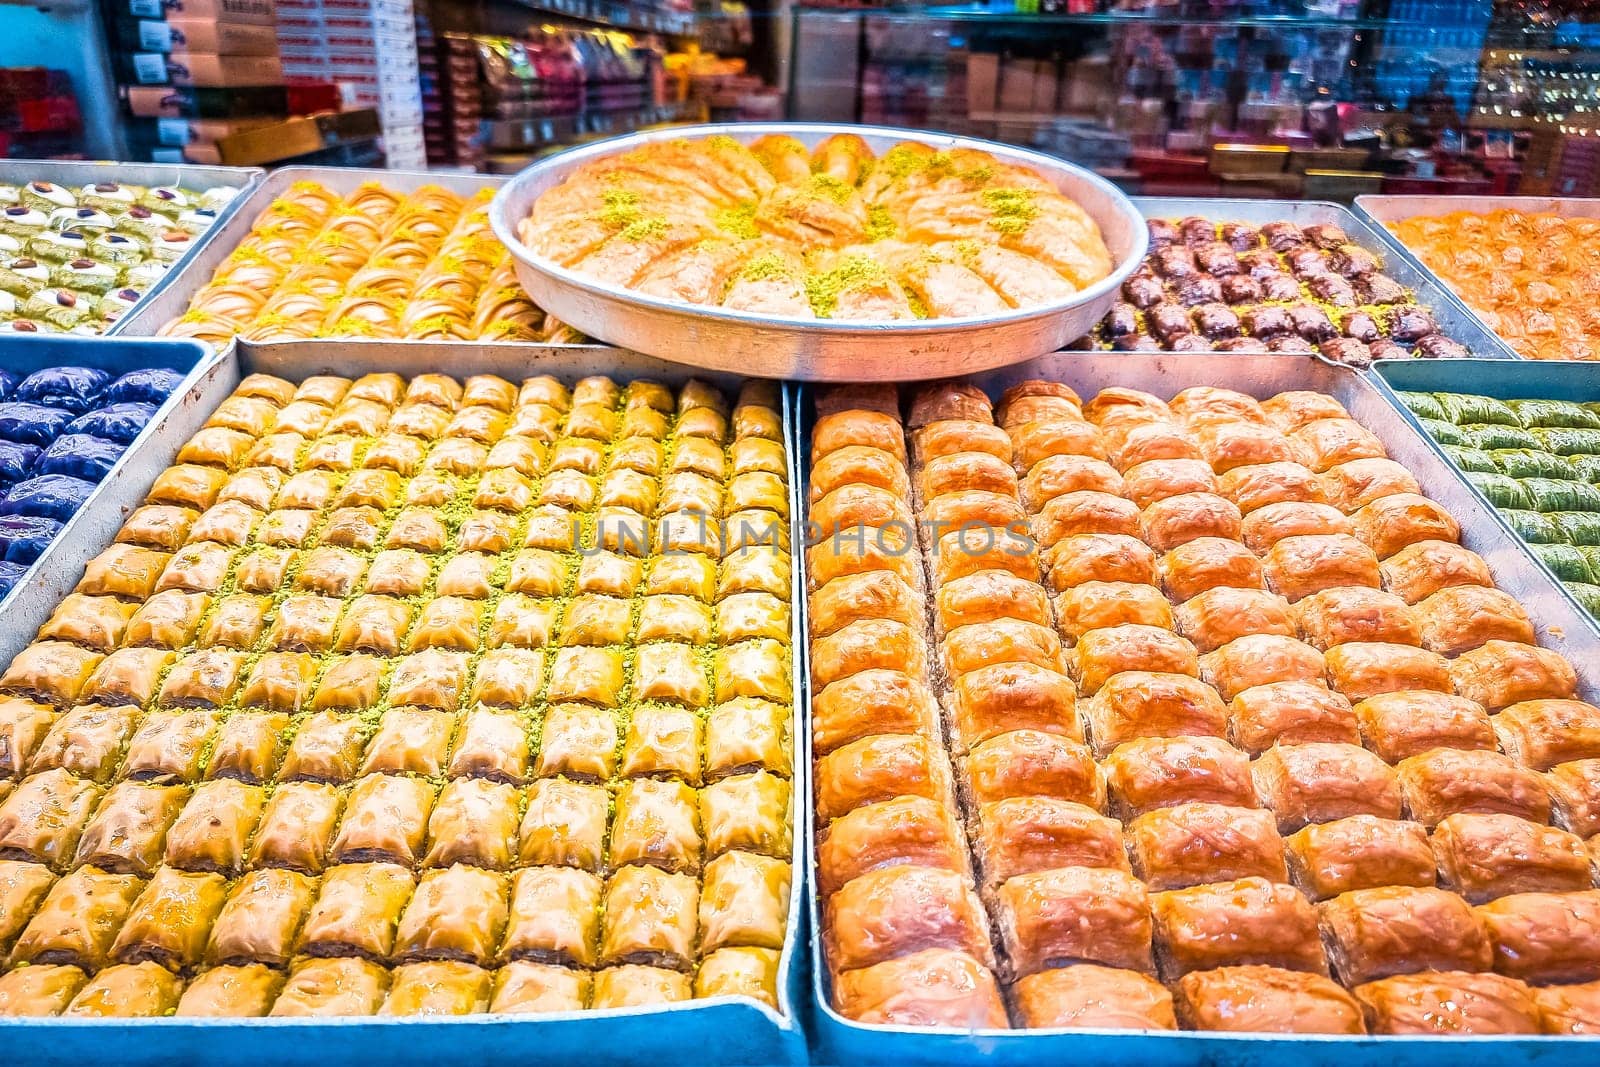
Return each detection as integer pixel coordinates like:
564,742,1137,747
0,367,793,1018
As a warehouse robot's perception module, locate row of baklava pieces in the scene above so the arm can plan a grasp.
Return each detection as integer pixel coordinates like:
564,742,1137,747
37,544,789,654
0,625,792,725
162,185,538,344
806,382,1600,1029
0,844,789,980
1000,381,1600,854
166,372,780,468
0,687,790,789
805,384,1082,1031
0,953,778,1018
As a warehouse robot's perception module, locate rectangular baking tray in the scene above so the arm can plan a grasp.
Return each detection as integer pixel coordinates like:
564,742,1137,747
2,159,263,335
796,352,1598,1067
0,334,219,667
1129,196,1521,360
1355,195,1600,360
1372,356,1600,645
2,339,805,1067
109,165,610,352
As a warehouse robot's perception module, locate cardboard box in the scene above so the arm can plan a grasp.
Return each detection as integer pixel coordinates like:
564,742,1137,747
143,115,279,145
154,0,277,23
166,51,284,87
166,19,280,54
125,83,288,117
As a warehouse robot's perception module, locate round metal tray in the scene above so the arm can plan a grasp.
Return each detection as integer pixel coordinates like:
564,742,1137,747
489,122,1149,381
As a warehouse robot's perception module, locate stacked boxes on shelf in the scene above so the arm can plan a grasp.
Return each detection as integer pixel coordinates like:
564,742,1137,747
104,0,289,163
0,68,84,158
274,0,426,168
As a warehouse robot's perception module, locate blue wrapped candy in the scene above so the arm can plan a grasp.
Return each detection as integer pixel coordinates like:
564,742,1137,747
0,370,15,399
0,402,73,446
66,402,156,444
0,440,39,484
38,434,123,482
0,560,24,596
0,514,63,564
15,366,112,414
102,367,182,405
0,473,95,521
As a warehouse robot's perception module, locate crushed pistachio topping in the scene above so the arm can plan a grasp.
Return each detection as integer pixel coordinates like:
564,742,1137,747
865,205,897,242
714,203,760,240
983,187,1039,235
804,254,891,317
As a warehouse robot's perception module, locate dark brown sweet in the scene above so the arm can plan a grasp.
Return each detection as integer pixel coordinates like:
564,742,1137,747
1304,223,1350,250
1147,218,1180,248
1222,275,1264,305
1221,222,1261,251
1268,335,1318,354
1149,303,1194,341
1170,333,1214,352
1155,246,1199,279
1125,273,1165,309
1105,303,1139,338
1307,274,1357,307
1194,243,1242,277
1387,305,1437,342
1320,338,1372,367
1174,275,1224,307
1287,304,1338,343
1262,221,1306,251
1342,311,1381,343
1414,334,1469,359
1194,303,1242,339
1180,216,1216,245
1359,274,1408,305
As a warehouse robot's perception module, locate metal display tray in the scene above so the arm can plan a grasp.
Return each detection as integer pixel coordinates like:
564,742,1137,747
796,352,1599,1067
1354,195,1600,360
0,334,218,668
1372,356,1600,645
1,339,805,1067
1131,196,1521,360
109,165,610,353
489,122,1150,382
2,159,263,337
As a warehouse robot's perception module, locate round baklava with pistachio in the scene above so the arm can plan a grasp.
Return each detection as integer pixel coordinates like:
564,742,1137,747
0,256,50,296
24,287,91,328
0,204,48,236
199,185,239,212
80,180,138,213
91,231,145,265
97,286,144,322
152,229,195,263
52,257,120,294
0,184,19,208
124,259,168,289
114,205,169,243
19,179,76,212
0,315,52,332
26,228,89,263
176,207,219,234
51,205,116,234
140,185,190,215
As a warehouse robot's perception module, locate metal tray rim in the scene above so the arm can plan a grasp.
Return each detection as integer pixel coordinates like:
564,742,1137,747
796,354,1600,1060
488,121,1150,335
0,340,804,1055
1131,195,1520,362
1369,355,1600,645
0,334,221,660
109,165,596,349
0,160,265,341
